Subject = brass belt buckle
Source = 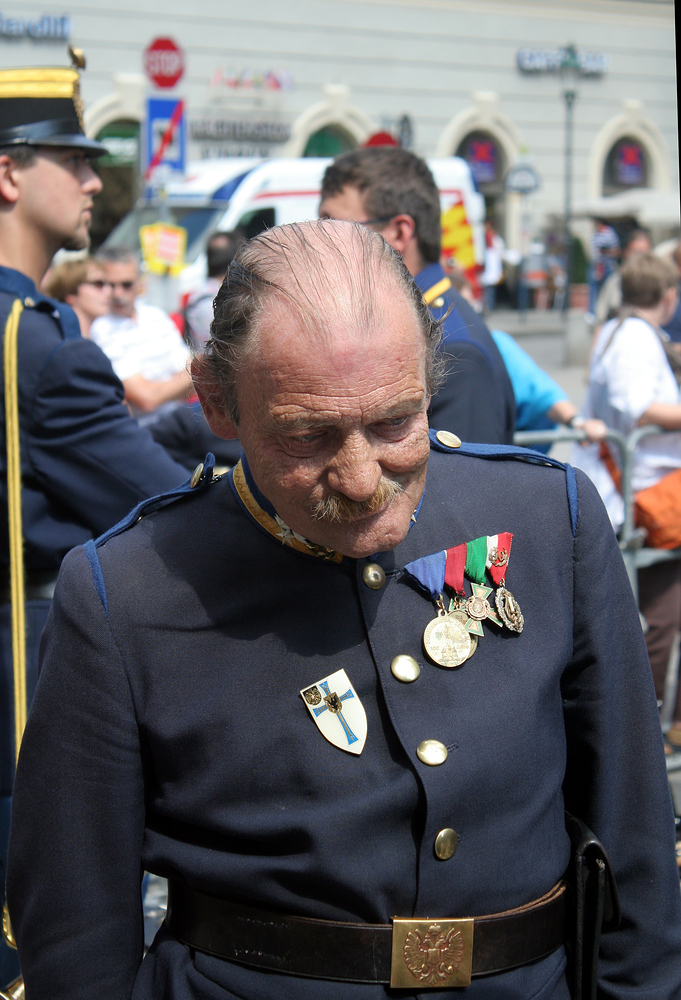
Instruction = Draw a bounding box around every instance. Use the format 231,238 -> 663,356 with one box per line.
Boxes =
390,916 -> 474,989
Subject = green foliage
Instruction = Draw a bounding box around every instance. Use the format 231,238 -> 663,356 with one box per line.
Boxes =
569,236 -> 588,284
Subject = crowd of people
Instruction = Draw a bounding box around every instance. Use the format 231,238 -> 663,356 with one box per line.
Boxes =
1,58 -> 681,1000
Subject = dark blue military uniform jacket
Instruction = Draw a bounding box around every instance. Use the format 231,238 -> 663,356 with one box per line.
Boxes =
7,438 -> 681,999
0,267 -> 188,795
416,264 -> 515,445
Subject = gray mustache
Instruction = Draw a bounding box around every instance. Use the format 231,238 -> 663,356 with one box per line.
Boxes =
311,478 -> 405,523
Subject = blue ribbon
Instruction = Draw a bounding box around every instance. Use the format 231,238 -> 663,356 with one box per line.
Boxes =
402,550 -> 447,599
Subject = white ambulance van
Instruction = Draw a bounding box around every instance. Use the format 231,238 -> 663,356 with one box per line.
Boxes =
103,157 -> 485,302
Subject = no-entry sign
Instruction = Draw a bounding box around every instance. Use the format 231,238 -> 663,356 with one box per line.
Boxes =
144,37 -> 184,89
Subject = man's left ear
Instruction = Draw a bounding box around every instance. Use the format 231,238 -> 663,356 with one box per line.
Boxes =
382,214 -> 417,256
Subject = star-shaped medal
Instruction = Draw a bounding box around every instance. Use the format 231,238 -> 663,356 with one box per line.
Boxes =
464,583 -> 503,635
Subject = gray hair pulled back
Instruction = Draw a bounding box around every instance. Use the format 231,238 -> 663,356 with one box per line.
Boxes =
193,219 -> 443,424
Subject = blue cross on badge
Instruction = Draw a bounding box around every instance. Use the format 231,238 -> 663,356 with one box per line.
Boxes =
300,669 -> 367,755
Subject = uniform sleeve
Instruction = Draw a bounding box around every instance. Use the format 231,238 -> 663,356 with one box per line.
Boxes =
6,546 -> 145,1000
561,470 -> 681,998
429,341 -> 511,444
27,336 -> 189,535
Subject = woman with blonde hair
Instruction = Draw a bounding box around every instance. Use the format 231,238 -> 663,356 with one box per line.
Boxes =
44,256 -> 112,338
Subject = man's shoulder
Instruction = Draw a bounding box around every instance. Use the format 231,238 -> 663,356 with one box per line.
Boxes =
427,431 -> 579,531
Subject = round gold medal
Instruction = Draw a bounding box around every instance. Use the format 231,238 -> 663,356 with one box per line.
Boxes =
448,609 -> 478,659
423,613 -> 471,668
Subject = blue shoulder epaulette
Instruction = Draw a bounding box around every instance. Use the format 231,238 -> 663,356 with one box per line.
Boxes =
429,429 -> 578,537
83,453 -> 216,616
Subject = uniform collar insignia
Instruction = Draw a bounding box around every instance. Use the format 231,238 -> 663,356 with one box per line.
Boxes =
229,457 -> 343,563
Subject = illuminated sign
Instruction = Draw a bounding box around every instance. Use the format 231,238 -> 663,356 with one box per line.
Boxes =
0,12 -> 70,39
517,47 -> 607,77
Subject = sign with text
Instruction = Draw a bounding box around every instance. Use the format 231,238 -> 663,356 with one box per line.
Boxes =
144,37 -> 184,89
139,222 -> 186,275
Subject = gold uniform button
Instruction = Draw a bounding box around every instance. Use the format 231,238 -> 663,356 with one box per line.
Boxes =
434,828 -> 459,860
190,462 -> 204,488
432,296 -> 445,309
362,563 -> 386,590
390,655 -> 421,683
416,739 -> 448,766
436,430 -> 462,449
24,296 -> 35,308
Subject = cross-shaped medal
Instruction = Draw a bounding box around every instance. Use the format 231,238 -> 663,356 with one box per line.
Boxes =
312,680 -> 358,747
464,583 -> 503,635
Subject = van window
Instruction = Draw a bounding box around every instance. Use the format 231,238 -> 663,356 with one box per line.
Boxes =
237,208 -> 276,239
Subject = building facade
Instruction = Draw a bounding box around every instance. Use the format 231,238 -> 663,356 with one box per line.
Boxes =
2,0 -> 678,250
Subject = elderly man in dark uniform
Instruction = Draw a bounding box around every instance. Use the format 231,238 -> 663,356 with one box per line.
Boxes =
0,61 -> 187,987
7,221 -> 681,1000
319,147 -> 516,445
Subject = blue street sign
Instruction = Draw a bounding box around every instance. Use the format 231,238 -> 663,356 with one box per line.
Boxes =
144,96 -> 186,178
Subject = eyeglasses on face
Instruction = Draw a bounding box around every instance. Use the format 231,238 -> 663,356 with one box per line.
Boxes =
356,215 -> 395,228
109,280 -> 136,291
81,279 -> 113,290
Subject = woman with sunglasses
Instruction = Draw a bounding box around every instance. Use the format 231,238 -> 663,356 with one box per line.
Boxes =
44,257 -> 112,338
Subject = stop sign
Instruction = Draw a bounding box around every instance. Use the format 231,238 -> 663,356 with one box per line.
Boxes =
144,37 -> 184,89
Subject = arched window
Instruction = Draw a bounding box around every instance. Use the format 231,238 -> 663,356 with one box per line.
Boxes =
602,137 -> 649,195
91,119 -> 141,249
303,125 -> 356,157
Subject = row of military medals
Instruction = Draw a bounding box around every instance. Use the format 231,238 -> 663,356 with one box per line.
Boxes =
404,533 -> 524,669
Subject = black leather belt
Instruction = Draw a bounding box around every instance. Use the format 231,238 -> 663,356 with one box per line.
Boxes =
0,569 -> 58,605
165,880 -> 566,989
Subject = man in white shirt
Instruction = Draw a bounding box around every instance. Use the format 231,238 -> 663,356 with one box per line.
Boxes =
91,248 -> 192,420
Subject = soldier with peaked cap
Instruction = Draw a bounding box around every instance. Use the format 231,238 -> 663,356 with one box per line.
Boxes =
0,59 -> 188,988
7,220 -> 681,999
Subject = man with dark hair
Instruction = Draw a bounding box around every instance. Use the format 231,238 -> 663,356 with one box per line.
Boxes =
184,230 -> 244,349
8,221 -> 681,1000
319,147 -> 515,444
0,63 -> 188,987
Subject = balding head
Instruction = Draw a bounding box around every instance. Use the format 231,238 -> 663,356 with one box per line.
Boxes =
193,219 -> 441,423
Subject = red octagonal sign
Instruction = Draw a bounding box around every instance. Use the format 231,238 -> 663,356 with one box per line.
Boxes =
144,37 -> 184,89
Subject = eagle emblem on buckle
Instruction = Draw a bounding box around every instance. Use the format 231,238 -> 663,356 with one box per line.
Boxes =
404,924 -> 464,985
390,917 -> 474,988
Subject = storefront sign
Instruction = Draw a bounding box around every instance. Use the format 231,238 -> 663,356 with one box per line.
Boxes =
189,119 -> 291,143
517,47 -> 607,77
0,12 -> 70,39
144,37 -> 185,89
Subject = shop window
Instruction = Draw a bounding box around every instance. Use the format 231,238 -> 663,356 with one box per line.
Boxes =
603,137 -> 649,195
303,125 -> 356,158
455,131 -> 507,237
91,119 -> 141,250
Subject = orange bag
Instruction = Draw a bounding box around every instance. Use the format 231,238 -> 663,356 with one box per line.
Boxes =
634,469 -> 681,549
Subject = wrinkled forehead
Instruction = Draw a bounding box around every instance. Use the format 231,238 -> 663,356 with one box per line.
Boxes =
253,277 -> 427,377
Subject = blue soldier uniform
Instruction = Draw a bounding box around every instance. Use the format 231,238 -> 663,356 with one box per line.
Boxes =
7,436 -> 681,999
416,263 -> 516,445
0,268 -> 189,981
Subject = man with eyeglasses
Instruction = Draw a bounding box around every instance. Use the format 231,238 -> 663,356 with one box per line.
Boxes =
91,248 -> 193,422
319,148 -> 515,445
0,61 -> 188,988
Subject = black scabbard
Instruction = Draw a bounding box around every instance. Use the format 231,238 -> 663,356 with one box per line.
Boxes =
564,812 -> 621,1000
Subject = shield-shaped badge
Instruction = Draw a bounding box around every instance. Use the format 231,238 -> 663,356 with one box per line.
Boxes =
300,668 -> 367,755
